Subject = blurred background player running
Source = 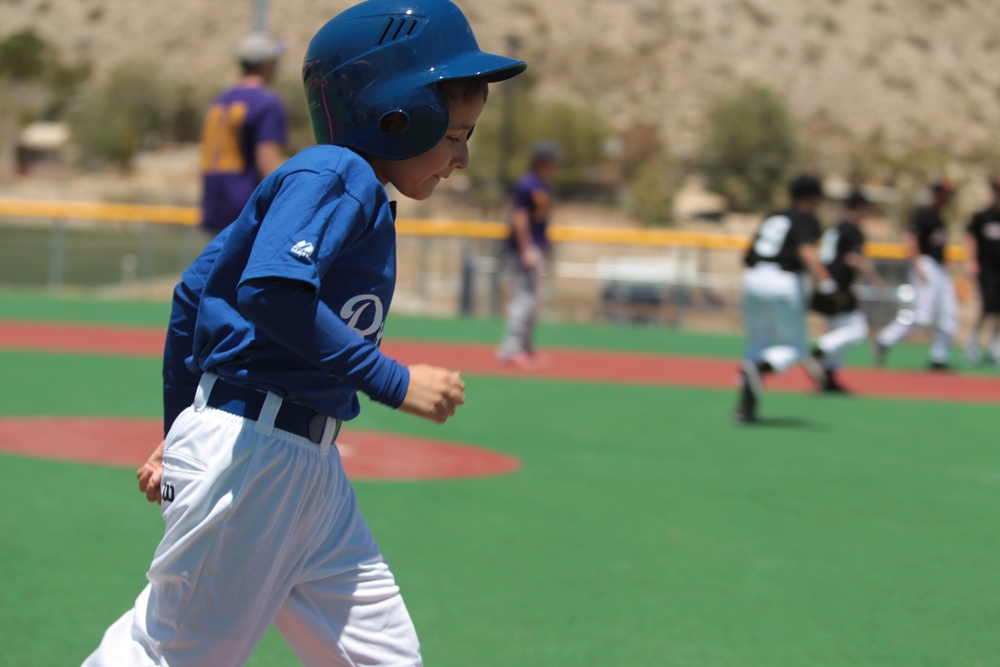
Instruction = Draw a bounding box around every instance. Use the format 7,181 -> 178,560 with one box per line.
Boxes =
874,178 -> 959,370
809,190 -> 885,392
964,176 -> 1000,364
734,173 -> 835,423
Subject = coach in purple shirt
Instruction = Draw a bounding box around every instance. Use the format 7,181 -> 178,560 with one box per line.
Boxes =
198,31 -> 289,235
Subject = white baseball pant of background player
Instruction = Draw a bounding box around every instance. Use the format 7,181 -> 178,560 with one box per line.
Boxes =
498,252 -> 540,360
742,262 -> 809,371
815,310 -> 869,370
82,373 -> 421,667
876,255 -> 958,364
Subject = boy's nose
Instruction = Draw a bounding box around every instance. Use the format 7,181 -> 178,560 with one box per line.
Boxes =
453,145 -> 469,170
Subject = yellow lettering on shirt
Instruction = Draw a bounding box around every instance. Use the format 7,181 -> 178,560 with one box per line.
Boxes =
200,101 -> 249,174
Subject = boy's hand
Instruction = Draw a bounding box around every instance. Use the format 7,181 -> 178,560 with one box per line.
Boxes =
521,245 -> 541,271
399,364 -> 466,424
137,442 -> 164,504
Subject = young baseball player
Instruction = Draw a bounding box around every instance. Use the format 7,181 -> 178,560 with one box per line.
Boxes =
808,190 -> 885,392
734,174 -> 835,423
874,178 -> 959,370
82,1 -> 525,665
963,176 -> 1000,364
497,140 -> 561,368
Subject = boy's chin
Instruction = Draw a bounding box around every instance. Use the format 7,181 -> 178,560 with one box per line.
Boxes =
398,186 -> 436,201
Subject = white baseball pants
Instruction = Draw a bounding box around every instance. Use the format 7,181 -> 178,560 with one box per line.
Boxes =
741,262 -> 808,373
816,309 -> 869,370
498,251 -> 540,360
82,376 -> 421,667
877,255 -> 958,364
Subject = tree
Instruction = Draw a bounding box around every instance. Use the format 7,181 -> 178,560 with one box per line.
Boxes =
67,64 -> 167,171
0,29 -> 90,177
698,84 -> 801,212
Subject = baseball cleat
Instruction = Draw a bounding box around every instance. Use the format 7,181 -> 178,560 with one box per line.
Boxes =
733,404 -> 756,424
740,359 -> 764,400
500,351 -> 541,370
820,371 -> 848,393
965,341 -> 982,365
802,349 -> 827,388
734,360 -> 761,423
873,341 -> 887,367
928,361 -> 951,372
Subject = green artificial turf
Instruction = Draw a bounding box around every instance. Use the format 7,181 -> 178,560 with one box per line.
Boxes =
2,294 -> 1000,665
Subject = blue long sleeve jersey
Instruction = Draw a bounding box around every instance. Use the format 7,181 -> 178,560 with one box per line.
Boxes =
162,146 -> 410,435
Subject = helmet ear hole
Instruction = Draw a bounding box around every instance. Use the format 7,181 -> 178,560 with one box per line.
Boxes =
379,110 -> 410,134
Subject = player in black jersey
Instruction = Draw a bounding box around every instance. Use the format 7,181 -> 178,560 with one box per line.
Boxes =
874,179 -> 959,370
734,174 -> 835,423
964,176 -> 1000,364
809,191 -> 885,391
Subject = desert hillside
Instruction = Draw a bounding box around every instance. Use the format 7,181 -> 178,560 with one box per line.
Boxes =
5,0 -> 1000,166
7,0 -> 1000,165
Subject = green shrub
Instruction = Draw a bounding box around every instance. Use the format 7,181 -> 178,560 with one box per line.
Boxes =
0,29 -> 89,117
466,92 -> 614,209
616,122 -> 679,225
697,84 -> 800,212
0,30 -> 51,81
625,155 -> 678,226
67,64 -> 168,170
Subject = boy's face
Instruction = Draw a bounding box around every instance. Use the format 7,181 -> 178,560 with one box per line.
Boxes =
370,95 -> 487,201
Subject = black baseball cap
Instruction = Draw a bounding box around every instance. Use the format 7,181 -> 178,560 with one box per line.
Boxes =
844,190 -> 870,209
788,174 -> 824,200
530,140 -> 563,165
931,178 -> 955,194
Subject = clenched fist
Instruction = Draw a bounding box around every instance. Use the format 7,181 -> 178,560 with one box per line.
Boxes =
137,441 -> 165,504
398,364 -> 466,424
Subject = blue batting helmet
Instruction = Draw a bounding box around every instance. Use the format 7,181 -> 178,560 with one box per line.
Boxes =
303,0 -> 527,160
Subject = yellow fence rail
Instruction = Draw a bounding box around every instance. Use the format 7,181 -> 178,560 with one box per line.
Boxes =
0,197 -> 967,262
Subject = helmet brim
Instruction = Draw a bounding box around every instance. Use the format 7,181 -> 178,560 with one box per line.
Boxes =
427,51 -> 526,84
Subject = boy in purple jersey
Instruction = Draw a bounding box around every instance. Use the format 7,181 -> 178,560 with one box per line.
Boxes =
199,32 -> 289,235
497,140 -> 561,368
83,1 -> 525,665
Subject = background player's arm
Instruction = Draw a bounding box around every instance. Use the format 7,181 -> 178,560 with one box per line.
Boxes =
965,232 -> 980,278
845,251 -> 886,289
797,242 -> 835,291
511,206 -> 539,270
903,231 -> 926,282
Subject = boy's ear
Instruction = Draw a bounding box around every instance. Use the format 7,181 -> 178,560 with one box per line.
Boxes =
379,111 -> 410,135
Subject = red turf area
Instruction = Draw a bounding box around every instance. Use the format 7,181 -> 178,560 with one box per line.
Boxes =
1,319 -> 999,403
0,417 -> 520,480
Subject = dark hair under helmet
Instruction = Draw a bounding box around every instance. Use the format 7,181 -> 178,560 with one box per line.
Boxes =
788,174 -> 824,201
303,0 -> 527,160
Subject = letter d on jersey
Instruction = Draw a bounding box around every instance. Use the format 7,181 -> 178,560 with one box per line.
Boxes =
340,294 -> 385,341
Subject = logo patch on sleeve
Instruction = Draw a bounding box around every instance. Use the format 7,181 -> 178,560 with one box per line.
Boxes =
290,240 -> 315,259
